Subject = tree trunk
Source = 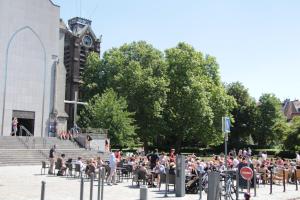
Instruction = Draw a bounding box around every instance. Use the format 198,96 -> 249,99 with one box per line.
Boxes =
143,140 -> 149,154
175,136 -> 183,154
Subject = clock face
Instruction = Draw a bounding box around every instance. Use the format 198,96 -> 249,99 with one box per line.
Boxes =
82,35 -> 93,47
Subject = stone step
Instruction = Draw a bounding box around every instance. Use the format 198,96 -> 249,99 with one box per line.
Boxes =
0,136 -> 110,166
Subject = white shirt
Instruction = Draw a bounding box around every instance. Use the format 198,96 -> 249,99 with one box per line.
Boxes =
109,153 -> 117,169
262,153 -> 267,161
296,153 -> 300,162
233,158 -> 239,168
76,160 -> 85,171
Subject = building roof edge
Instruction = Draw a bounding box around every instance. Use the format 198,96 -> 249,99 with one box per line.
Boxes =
49,0 -> 60,7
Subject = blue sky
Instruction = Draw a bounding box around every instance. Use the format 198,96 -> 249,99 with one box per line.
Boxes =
53,0 -> 300,101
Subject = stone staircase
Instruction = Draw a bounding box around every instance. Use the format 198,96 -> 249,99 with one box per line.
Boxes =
0,136 -> 109,166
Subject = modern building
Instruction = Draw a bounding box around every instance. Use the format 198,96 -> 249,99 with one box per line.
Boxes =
64,17 -> 101,128
0,0 -> 67,137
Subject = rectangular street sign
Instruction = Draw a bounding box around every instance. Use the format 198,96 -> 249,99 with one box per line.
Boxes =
222,116 -> 230,133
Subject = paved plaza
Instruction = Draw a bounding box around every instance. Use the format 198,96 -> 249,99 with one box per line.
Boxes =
0,165 -> 299,200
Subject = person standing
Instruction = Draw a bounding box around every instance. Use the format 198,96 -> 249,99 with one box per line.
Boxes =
11,117 -> 18,136
86,134 -> 93,150
107,151 -> 117,185
150,149 -> 159,170
48,145 -> 56,174
169,149 -> 176,163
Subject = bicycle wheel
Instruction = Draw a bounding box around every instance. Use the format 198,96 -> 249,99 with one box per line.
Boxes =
228,184 -> 236,200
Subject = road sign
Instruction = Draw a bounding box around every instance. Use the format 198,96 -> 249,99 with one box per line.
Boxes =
240,167 -> 253,181
222,117 -> 230,133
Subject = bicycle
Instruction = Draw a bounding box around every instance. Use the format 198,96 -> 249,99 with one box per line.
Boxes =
220,173 -> 237,200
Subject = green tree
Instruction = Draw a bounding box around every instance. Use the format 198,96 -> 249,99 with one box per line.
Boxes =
226,82 -> 257,145
98,41 -> 169,151
163,43 -> 235,151
81,52 -> 103,101
80,89 -> 136,147
284,117 -> 300,151
254,93 -> 287,146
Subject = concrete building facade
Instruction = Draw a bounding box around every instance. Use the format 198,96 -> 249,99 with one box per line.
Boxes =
0,0 -> 63,137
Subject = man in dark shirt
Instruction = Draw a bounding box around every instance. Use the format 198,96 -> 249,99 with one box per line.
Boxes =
150,149 -> 159,170
48,145 -> 56,174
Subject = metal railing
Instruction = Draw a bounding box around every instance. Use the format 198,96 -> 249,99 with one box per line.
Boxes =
18,125 -> 35,149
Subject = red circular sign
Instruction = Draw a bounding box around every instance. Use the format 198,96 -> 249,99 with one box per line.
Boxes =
240,167 -> 253,181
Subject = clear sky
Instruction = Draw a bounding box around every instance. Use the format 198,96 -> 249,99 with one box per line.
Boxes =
53,0 -> 300,101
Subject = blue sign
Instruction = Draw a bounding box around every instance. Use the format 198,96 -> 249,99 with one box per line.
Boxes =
223,117 -> 230,133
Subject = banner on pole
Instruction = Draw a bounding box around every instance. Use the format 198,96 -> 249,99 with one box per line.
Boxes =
222,117 -> 230,133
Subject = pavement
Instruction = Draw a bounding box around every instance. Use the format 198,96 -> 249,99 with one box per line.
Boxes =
0,165 -> 299,200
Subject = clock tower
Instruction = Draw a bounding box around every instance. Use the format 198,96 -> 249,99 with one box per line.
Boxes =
64,17 -> 101,128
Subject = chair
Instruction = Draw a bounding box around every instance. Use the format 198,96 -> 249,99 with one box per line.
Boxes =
54,162 -> 62,176
132,170 -> 147,186
273,169 -> 289,184
260,172 -> 269,184
168,174 -> 176,191
41,161 -> 49,175
74,163 -> 82,178
66,163 -> 73,177
296,169 -> 300,183
159,173 -> 166,191
104,165 -> 110,182
122,165 -> 133,181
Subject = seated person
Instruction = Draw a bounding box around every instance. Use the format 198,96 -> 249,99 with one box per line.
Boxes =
85,158 -> 96,177
97,156 -> 104,168
135,163 -> 149,184
59,131 -> 66,140
75,157 -> 86,172
57,154 -> 67,175
152,161 -> 165,187
169,162 -> 176,175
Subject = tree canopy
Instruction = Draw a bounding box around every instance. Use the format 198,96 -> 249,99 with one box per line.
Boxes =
254,93 -> 287,146
80,89 -> 136,147
226,82 -> 257,145
79,41 -> 294,153
163,43 -> 235,151
284,117 -> 300,151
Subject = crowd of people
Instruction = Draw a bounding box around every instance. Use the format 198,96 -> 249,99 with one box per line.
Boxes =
48,145 -> 300,188
48,144 -> 105,176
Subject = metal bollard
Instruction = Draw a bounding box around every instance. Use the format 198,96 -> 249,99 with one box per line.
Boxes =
225,171 -> 228,200
164,168 -> 169,197
247,179 -> 250,194
253,170 -> 257,197
41,181 -> 46,200
90,173 -> 94,200
295,169 -> 298,191
140,185 -> 148,200
283,170 -> 286,192
101,167 -> 105,200
207,171 -> 220,200
97,168 -> 101,200
80,177 -> 84,200
236,171 -> 239,200
199,172 -> 202,200
270,169 -> 273,194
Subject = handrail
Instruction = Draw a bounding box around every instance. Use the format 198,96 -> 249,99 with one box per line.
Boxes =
20,125 -> 33,137
19,125 -> 35,149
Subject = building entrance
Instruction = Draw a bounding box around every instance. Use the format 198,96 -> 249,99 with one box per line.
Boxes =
12,110 -> 35,136
17,118 -> 35,136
